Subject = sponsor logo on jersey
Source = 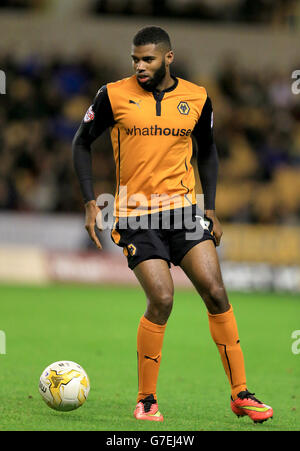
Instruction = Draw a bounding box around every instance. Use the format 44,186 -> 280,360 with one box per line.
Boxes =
125,125 -> 192,137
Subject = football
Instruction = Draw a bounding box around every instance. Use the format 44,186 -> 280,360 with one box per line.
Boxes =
39,360 -> 90,411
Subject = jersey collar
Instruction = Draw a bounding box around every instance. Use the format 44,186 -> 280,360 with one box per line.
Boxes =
152,75 -> 178,95
134,75 -> 178,95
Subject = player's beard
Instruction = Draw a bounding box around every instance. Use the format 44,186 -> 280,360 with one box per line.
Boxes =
137,60 -> 166,92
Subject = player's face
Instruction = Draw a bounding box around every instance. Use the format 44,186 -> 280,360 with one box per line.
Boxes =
131,44 -> 173,91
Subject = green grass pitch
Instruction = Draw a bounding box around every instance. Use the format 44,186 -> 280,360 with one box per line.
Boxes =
0,283 -> 299,431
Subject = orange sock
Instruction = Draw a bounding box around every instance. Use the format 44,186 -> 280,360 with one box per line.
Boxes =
137,315 -> 166,402
208,305 -> 247,400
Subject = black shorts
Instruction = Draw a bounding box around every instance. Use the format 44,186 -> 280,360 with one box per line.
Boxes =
111,205 -> 216,270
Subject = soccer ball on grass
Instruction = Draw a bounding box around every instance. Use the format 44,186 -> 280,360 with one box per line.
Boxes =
39,360 -> 90,411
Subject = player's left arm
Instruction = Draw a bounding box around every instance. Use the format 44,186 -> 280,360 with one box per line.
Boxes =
192,96 -> 222,245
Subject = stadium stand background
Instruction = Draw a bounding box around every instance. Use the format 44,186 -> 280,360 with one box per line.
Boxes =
0,0 -> 300,290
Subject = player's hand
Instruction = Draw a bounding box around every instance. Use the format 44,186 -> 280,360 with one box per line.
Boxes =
84,200 -> 103,250
205,209 -> 223,246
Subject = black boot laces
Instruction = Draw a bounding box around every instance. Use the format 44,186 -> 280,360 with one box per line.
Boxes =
237,390 -> 262,404
141,394 -> 157,413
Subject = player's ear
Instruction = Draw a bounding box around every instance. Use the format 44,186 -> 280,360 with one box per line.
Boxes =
165,50 -> 174,67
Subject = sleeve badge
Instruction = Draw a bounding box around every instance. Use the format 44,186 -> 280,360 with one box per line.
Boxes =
83,105 -> 95,123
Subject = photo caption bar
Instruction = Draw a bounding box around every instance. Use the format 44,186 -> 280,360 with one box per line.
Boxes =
104,433 -> 196,448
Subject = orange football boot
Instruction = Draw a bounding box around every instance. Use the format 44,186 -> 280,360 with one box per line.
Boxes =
231,390 -> 273,423
134,394 -> 163,422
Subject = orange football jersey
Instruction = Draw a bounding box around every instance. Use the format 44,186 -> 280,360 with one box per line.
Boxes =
105,75 -> 207,216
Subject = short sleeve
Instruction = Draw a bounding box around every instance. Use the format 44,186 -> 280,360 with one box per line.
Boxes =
82,85 -> 115,140
192,96 -> 214,149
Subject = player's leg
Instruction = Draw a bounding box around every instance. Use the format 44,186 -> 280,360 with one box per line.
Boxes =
134,258 -> 174,325
180,240 -> 247,397
180,240 -> 273,422
180,239 -> 229,314
133,258 -> 174,421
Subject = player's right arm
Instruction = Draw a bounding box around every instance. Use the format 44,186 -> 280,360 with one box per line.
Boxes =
72,85 -> 115,249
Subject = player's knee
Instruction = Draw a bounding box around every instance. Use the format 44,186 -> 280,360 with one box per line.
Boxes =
148,292 -> 173,322
204,283 -> 229,315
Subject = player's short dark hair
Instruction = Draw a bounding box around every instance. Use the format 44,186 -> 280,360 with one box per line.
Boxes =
133,26 -> 172,51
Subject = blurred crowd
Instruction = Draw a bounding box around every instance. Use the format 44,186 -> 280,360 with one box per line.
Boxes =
1,0 -> 299,29
92,0 -> 299,28
201,58 -> 300,224
0,52 -> 299,224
